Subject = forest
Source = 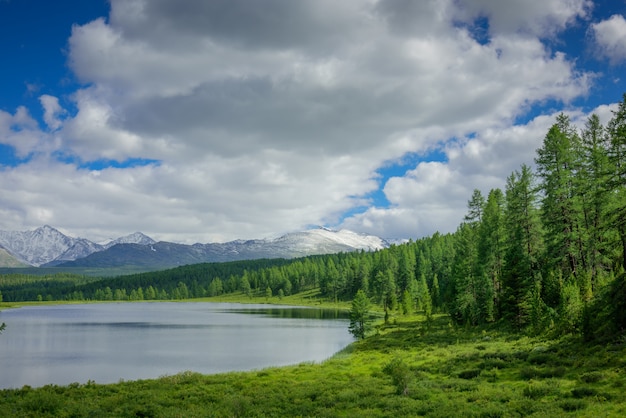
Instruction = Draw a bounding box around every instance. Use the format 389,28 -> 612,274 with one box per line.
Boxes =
2,94 -> 626,344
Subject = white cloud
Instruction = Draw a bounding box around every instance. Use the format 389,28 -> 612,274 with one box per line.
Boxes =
454,0 -> 592,38
0,0 -> 609,243
0,107 -> 50,159
591,14 -> 626,64
340,103 -> 616,240
39,95 -> 66,131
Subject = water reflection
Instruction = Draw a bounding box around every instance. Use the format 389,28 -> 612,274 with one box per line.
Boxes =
0,302 -> 353,389
221,307 -> 349,320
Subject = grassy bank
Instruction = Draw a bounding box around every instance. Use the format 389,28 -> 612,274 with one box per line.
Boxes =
1,307 -> 625,417
0,289 -> 352,311
197,288 -> 354,311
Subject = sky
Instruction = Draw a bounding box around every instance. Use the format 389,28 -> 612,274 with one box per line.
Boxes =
1,0 -> 625,244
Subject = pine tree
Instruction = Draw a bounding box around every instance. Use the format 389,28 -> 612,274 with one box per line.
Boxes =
450,190 -> 485,324
451,223 -> 479,325
535,113 -> 584,280
502,165 -> 543,328
607,94 -> 626,272
476,188 -> 505,322
349,290 -> 372,339
431,273 -> 441,312
417,272 -> 432,320
579,113 -> 612,290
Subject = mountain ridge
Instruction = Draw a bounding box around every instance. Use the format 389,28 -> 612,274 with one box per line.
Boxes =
0,226 -> 389,269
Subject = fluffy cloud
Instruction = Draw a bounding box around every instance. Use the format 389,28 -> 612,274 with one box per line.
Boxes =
0,106 -> 51,159
591,14 -> 626,64
340,103 -> 617,239
38,95 -> 66,132
0,0 -> 605,242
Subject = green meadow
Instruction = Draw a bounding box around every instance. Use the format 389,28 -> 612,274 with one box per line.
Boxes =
1,302 -> 625,417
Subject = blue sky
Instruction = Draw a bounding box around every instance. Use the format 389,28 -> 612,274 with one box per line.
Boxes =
1,0 -> 625,243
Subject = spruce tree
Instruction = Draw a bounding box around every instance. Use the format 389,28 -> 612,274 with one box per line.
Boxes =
349,290 -> 372,339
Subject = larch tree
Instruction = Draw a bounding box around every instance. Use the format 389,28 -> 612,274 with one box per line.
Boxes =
502,165 -> 543,328
535,113 -> 584,281
607,94 -> 626,272
476,188 -> 505,322
580,113 -> 613,291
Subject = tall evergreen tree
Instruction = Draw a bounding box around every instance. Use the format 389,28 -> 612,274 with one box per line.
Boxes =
580,113 -> 613,290
607,94 -> 626,272
349,290 -> 372,339
502,165 -> 543,328
476,188 -> 505,321
535,113 -> 584,280
451,222 -> 479,324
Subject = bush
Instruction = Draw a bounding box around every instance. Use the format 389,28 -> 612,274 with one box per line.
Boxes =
458,369 -> 482,379
527,352 -> 555,365
571,387 -> 598,398
559,399 -> 587,412
579,371 -> 603,383
382,357 -> 413,395
523,382 -> 556,399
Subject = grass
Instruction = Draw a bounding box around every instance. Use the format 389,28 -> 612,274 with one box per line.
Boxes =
1,305 -> 625,417
198,288 -> 354,311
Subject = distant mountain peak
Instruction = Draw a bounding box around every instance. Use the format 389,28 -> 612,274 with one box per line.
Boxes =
105,232 -> 156,248
0,226 -> 156,267
0,225 -> 388,269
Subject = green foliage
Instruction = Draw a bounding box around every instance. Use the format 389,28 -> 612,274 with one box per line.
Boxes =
382,356 -> 413,395
3,314 -> 624,417
348,290 -> 371,339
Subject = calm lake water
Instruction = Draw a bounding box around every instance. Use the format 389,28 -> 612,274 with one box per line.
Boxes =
0,302 -> 353,389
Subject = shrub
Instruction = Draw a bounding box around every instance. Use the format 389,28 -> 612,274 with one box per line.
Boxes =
480,359 -> 508,370
571,387 -> 598,398
523,382 -> 556,399
559,399 -> 587,412
579,371 -> 604,383
527,353 -> 555,365
458,369 -> 482,379
382,357 -> 413,395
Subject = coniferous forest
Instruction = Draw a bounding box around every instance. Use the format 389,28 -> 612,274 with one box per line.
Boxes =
2,95 -> 626,343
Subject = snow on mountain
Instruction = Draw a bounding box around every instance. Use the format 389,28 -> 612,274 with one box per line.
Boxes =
0,225 -> 389,268
270,228 -> 387,254
0,225 -> 97,267
0,226 -> 159,267
306,228 -> 387,250
104,232 -> 157,249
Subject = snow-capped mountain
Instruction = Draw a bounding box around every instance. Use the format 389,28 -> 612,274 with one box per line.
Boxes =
0,226 -> 157,267
0,226 -> 388,269
60,227 -> 389,269
103,232 -> 157,249
0,225 -> 99,267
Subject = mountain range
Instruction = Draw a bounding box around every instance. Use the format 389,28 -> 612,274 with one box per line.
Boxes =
0,225 -> 389,269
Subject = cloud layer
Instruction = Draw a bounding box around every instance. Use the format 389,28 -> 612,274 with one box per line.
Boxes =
0,0 -> 621,243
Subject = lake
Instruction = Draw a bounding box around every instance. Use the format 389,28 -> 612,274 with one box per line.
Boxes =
0,302 -> 353,389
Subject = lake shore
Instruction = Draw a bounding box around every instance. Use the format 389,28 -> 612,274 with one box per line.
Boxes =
1,304 -> 625,416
